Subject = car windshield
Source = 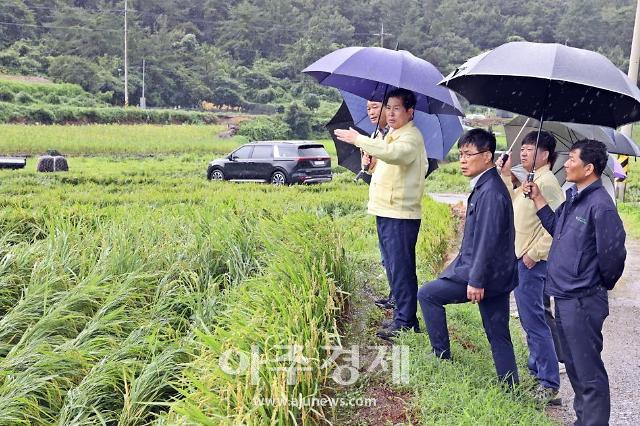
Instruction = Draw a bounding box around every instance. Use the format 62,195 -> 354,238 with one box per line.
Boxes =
298,147 -> 327,157
274,145 -> 328,158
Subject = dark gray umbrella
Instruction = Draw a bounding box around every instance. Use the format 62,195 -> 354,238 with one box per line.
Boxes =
325,102 -> 371,177
504,116 -> 640,156
441,41 -> 640,128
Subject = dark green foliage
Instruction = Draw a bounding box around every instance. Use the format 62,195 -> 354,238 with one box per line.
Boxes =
304,93 -> 320,110
283,102 -> 312,139
15,91 -> 33,104
0,87 -> 14,102
0,0 -> 35,49
0,0 -> 636,110
0,103 -> 217,125
48,56 -> 104,93
238,116 -> 291,141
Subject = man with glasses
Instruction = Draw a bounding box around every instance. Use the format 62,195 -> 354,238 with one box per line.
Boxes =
417,128 -> 519,386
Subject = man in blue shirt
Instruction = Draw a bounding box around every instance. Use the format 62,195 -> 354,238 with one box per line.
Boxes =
524,139 -> 626,426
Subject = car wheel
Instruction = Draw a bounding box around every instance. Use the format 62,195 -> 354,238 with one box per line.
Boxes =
210,168 -> 224,181
271,170 -> 287,185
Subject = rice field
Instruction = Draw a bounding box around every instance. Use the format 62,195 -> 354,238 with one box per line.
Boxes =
0,125 -> 560,424
0,124 -> 241,156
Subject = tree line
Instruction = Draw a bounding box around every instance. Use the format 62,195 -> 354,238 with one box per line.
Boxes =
0,0 -> 636,110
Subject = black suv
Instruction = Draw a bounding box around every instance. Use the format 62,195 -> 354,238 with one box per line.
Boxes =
207,141 -> 332,185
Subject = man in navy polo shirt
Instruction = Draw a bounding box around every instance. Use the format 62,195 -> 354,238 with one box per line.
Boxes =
524,139 -> 626,426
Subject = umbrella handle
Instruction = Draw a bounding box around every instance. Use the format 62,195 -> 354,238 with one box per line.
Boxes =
355,152 -> 371,182
524,115 -> 545,199
497,152 -> 509,169
524,171 -> 535,199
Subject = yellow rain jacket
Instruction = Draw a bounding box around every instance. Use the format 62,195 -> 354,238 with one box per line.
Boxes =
355,121 -> 426,219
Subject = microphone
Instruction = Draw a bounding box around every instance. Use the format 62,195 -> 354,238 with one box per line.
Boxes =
354,154 -> 371,182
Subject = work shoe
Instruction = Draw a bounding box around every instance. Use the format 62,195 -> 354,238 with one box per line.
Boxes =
533,385 -> 562,406
376,323 -> 420,342
381,318 -> 395,329
380,319 -> 421,332
375,326 -> 405,342
374,296 -> 396,309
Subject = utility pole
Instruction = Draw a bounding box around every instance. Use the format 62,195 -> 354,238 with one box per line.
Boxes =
374,22 -> 392,48
124,0 -> 129,107
617,0 -> 640,201
140,58 -> 146,109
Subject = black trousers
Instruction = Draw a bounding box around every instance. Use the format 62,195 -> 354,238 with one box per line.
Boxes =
417,278 -> 519,386
376,216 -> 420,329
555,287 -> 610,426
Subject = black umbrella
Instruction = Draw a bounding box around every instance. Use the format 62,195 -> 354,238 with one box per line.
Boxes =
440,41 -> 640,187
441,42 -> 640,128
325,101 -> 372,183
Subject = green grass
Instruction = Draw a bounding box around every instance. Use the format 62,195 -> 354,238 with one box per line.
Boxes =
619,203 -> 640,239
398,308 -> 553,425
425,161 -> 469,194
0,125 -> 559,424
0,124 -> 244,156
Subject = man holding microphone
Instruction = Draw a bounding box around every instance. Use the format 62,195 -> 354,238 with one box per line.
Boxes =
335,88 -> 425,341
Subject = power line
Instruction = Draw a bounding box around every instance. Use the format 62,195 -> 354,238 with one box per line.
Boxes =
22,5 -> 125,13
19,5 -> 381,36
0,19 -> 355,38
0,21 -> 121,33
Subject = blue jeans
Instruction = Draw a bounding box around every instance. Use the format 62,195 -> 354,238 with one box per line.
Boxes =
376,216 -> 420,329
514,259 -> 560,389
418,278 -> 519,386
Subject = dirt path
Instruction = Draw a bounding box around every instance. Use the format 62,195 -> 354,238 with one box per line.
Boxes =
547,238 -> 640,425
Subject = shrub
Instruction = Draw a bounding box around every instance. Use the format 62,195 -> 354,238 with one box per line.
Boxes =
15,91 -> 34,104
283,102 -> 312,139
0,103 -> 217,125
29,107 -> 55,124
238,116 -> 291,141
0,87 -> 14,102
304,93 -> 320,110
48,55 -> 103,93
255,88 -> 276,104
47,93 -> 61,104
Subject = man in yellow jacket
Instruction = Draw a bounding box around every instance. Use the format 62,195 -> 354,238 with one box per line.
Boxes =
360,100 -> 396,309
499,130 -> 565,403
335,88 -> 426,341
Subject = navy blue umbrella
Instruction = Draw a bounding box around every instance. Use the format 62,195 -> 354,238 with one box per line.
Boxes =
340,91 -> 463,160
303,46 -> 463,116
